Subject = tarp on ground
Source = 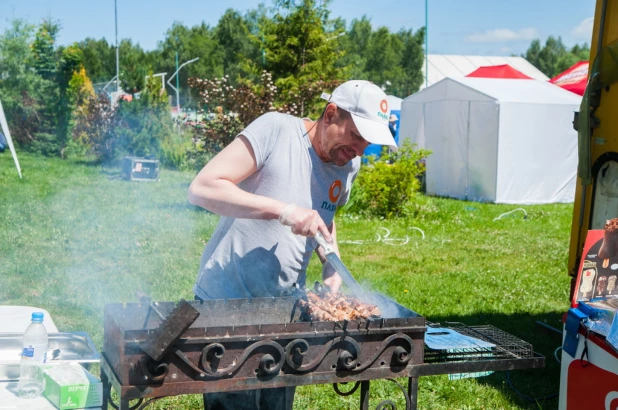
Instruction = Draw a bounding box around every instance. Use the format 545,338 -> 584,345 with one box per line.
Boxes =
399,77 -> 581,204
550,61 -> 589,96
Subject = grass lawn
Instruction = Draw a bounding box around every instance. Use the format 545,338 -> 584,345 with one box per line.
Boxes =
0,152 -> 573,409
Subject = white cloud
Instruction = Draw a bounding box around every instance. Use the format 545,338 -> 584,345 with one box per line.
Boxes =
571,17 -> 594,40
465,28 -> 538,43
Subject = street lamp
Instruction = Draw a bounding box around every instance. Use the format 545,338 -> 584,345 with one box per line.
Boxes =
425,0 -> 428,89
115,0 -> 120,92
166,57 -> 199,118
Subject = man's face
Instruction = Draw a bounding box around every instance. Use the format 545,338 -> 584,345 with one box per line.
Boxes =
322,109 -> 370,166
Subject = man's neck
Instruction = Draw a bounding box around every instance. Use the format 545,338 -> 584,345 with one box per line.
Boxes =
304,119 -> 329,162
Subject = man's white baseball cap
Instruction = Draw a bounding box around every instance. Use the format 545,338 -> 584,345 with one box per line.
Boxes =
321,80 -> 398,151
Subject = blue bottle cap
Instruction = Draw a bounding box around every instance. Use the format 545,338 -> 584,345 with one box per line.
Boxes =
31,312 -> 44,321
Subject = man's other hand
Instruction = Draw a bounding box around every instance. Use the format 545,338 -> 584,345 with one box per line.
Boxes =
323,264 -> 342,293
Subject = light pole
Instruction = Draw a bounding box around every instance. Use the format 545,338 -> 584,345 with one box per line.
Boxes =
167,57 -> 199,117
115,0 -> 120,92
425,0 -> 428,89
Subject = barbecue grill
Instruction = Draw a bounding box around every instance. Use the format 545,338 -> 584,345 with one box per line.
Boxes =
101,295 -> 544,410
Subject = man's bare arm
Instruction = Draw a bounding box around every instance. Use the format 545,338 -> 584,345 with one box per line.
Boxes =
188,135 -> 332,240
188,136 -> 286,219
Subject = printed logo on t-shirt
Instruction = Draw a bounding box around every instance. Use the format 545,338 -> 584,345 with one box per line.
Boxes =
322,180 -> 342,212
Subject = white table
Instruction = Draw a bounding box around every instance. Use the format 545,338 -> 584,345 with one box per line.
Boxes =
0,382 -> 60,409
0,306 -> 61,409
0,306 -> 59,333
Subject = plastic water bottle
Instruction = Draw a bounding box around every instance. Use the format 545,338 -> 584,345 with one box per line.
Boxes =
17,312 -> 48,399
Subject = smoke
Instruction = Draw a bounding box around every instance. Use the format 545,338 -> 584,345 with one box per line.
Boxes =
38,162 -> 218,325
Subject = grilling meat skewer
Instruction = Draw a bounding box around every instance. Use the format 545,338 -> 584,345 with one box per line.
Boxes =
300,291 -> 381,322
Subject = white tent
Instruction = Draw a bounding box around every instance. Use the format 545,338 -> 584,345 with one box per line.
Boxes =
0,99 -> 22,178
421,54 -> 549,89
399,77 -> 581,204
386,95 -> 402,111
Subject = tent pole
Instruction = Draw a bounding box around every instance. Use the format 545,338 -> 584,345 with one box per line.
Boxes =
0,100 -> 22,178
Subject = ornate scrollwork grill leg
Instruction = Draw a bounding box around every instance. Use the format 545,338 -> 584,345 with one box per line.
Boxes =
332,378 -> 412,410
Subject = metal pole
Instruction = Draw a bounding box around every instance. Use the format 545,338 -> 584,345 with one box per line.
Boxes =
167,57 -> 199,125
175,52 -> 180,115
425,0 -> 428,89
115,0 -> 119,93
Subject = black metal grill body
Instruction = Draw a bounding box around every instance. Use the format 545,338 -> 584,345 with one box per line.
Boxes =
103,293 -> 426,400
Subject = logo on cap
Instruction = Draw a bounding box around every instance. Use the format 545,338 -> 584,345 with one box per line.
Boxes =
380,99 -> 388,113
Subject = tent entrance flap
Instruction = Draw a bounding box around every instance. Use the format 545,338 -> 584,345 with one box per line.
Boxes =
424,100 -> 469,200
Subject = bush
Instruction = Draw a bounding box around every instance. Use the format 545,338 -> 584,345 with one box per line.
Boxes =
340,141 -> 431,219
71,93 -> 116,161
160,131 -> 192,170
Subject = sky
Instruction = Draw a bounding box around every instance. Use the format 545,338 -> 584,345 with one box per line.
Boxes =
0,0 -> 596,56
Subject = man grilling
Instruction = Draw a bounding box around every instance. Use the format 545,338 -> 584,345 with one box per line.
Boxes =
188,80 -> 397,410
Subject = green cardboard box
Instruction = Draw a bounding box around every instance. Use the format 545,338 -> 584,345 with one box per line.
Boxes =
43,363 -> 102,409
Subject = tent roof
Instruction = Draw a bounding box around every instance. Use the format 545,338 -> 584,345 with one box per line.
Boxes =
404,77 -> 582,105
466,64 -> 532,79
550,61 -> 588,96
386,95 -> 402,111
421,54 -> 549,89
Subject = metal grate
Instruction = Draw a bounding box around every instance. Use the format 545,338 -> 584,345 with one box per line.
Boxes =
424,322 -> 535,363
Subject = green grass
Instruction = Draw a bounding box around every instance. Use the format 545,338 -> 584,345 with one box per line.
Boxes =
0,152 -> 572,409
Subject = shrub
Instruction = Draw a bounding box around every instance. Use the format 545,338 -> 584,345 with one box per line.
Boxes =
160,131 -> 192,170
340,141 -> 431,219
71,93 -> 117,162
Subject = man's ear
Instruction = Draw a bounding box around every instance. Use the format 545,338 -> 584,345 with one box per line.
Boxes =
323,103 -> 337,125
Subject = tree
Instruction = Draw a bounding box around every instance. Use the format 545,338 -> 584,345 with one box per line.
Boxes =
214,9 -> 259,82
55,44 -> 84,155
113,77 -> 174,160
0,20 -> 47,144
27,20 -> 62,155
157,22 -> 223,108
258,0 -> 347,116
77,38 -> 116,83
395,27 -> 425,96
337,17 -> 425,97
32,19 -> 59,81
119,39 -> 149,94
364,27 -> 404,92
337,17 -> 372,78
523,36 -> 590,78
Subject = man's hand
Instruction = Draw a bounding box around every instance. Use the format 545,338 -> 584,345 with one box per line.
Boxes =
279,203 -> 332,240
323,263 -> 342,293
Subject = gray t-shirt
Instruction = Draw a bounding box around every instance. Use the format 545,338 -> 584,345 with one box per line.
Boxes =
193,112 -> 360,300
